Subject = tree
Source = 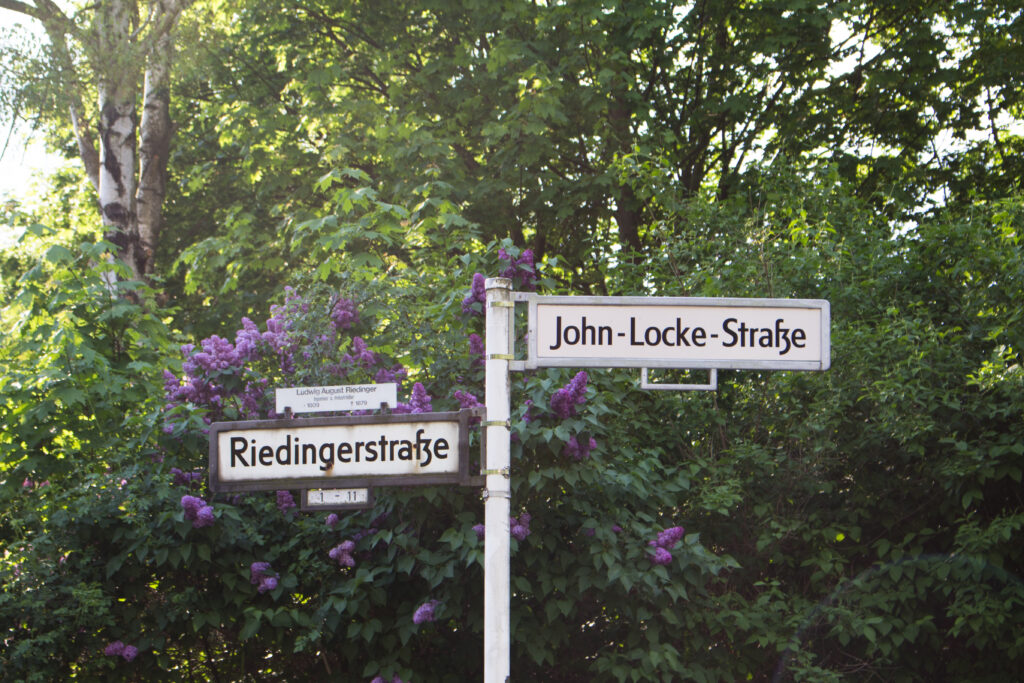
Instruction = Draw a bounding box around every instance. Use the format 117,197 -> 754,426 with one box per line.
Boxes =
3,1 -> 1024,680
4,163 -> 1024,680
152,0 -> 1021,312
0,0 -> 193,280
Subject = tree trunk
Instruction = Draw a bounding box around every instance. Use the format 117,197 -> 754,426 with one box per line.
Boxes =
609,84 -> 644,255
2,0 -> 191,283
96,0 -> 140,277
136,29 -> 174,278
98,89 -> 138,266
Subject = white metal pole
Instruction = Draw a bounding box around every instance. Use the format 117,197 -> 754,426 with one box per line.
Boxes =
483,277 -> 512,683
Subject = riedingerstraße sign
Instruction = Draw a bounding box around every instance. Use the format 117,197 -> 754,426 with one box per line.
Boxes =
209,410 -> 479,492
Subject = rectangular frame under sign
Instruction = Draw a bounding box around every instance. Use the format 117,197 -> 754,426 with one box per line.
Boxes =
524,295 -> 830,371
209,409 -> 483,493
302,487 -> 375,511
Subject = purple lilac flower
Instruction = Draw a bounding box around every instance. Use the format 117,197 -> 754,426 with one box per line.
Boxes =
454,390 -> 480,410
550,371 -> 588,419
647,525 -> 685,565
193,505 -> 215,528
260,307 -> 296,373
171,467 -> 202,487
326,513 -> 339,527
413,599 -> 440,624
650,547 -> 673,565
408,382 -> 432,413
469,333 -> 485,366
371,677 -> 405,683
330,297 -> 359,332
473,524 -> 485,540
276,490 -> 296,514
461,273 -> 486,314
510,512 -> 531,541
163,370 -> 223,409
181,495 -> 214,528
656,526 -> 686,550
234,317 -> 263,360
329,540 -> 356,567
612,524 -> 623,533
250,561 -> 278,593
103,640 -> 139,662
499,248 -> 538,291
343,336 -> 377,369
250,562 -> 271,583
563,435 -> 598,461
374,364 -> 408,387
181,495 -> 204,516
240,379 -> 270,419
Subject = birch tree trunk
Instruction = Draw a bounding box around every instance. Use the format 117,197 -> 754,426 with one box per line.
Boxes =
0,0 -> 191,282
96,0 -> 139,273
136,28 -> 174,278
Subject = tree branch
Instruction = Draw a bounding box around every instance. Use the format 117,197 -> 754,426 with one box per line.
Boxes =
0,0 -> 42,20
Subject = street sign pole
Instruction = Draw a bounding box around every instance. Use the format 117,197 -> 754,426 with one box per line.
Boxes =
484,277 -> 512,683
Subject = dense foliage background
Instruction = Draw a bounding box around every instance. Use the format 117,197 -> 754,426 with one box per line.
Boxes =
2,1 -> 1023,681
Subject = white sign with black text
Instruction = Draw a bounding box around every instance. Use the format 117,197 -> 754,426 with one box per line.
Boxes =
208,411 -> 476,493
275,383 -> 397,415
304,488 -> 372,510
526,295 -> 830,371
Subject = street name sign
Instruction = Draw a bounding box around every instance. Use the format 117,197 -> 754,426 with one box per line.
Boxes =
275,383 -> 397,415
525,295 -> 830,371
209,410 -> 479,493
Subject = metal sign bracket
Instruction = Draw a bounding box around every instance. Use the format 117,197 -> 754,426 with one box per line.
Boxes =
640,367 -> 718,392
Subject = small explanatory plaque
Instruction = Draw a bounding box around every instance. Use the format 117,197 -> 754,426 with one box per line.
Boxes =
275,383 -> 397,415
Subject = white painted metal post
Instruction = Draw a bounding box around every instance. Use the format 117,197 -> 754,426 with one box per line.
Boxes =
484,277 -> 512,683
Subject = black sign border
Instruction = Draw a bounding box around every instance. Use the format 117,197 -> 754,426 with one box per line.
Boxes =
209,409 -> 483,493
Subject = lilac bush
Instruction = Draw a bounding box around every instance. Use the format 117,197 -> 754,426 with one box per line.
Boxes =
161,287 -> 427,432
